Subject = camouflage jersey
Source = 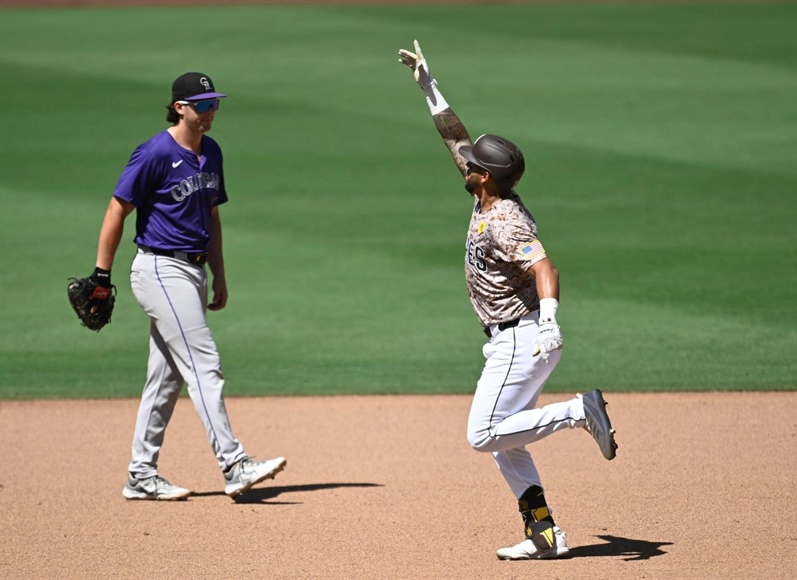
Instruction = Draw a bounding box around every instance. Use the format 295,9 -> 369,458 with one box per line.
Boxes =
464,192 -> 547,327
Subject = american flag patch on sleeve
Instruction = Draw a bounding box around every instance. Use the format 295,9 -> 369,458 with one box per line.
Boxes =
518,240 -> 546,261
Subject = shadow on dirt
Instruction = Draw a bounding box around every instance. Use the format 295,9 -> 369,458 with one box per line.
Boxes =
568,535 -> 673,561
191,482 -> 383,504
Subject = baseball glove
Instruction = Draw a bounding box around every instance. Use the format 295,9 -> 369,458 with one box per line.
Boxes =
67,275 -> 116,332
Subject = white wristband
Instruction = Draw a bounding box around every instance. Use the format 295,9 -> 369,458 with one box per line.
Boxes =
539,298 -> 559,323
423,79 -> 449,115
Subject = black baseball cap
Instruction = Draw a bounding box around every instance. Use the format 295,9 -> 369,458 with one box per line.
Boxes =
171,72 -> 227,103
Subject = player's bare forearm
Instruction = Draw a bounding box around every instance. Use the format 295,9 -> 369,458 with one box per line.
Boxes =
206,207 -> 228,310
433,109 -> 472,177
529,258 -> 560,301
207,206 -> 226,282
96,196 -> 134,270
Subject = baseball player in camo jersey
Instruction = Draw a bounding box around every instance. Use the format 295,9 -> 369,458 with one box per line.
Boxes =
399,41 -> 618,559
92,72 -> 285,501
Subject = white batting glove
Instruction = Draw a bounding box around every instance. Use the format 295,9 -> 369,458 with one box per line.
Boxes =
535,321 -> 563,363
398,39 -> 433,90
534,298 -> 563,363
398,40 -> 449,115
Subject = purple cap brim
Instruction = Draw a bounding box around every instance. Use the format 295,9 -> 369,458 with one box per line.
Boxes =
184,92 -> 227,101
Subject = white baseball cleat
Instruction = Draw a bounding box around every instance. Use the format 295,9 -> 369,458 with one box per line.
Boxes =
224,456 -> 287,497
123,474 -> 191,501
496,526 -> 570,560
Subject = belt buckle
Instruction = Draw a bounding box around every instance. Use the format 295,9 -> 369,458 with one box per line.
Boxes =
192,253 -> 208,266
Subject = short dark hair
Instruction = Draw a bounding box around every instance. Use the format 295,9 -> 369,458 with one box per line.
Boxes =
165,104 -> 181,125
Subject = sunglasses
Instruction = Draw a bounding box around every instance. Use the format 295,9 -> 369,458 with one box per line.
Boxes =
178,99 -> 220,113
466,161 -> 487,174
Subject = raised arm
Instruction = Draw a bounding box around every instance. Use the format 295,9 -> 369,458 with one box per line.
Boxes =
398,40 -> 472,178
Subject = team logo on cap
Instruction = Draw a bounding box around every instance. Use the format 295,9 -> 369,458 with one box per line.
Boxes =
200,77 -> 211,90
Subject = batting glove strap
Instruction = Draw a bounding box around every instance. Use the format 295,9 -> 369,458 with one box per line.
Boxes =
539,297 -> 559,322
90,267 -> 112,288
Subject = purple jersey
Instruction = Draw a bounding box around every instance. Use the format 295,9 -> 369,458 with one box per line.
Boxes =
113,130 -> 228,252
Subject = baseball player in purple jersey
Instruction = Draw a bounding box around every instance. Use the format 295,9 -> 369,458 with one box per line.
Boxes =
91,72 -> 285,501
399,42 -> 618,559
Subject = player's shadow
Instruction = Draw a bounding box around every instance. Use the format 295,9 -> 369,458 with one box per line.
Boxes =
191,482 -> 382,504
568,535 -> 672,561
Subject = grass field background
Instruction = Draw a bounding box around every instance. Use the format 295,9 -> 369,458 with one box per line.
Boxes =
0,3 -> 795,398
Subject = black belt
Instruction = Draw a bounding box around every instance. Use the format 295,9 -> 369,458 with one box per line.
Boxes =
483,317 -> 521,338
139,245 -> 208,267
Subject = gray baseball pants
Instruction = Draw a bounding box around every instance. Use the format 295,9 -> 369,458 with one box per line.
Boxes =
127,248 -> 246,478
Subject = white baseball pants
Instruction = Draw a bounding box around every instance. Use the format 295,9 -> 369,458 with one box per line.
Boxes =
467,311 -> 586,498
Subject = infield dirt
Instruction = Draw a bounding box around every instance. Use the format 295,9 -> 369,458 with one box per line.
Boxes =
1,392 -> 796,579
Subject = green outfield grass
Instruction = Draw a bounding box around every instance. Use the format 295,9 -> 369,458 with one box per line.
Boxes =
0,3 -> 795,398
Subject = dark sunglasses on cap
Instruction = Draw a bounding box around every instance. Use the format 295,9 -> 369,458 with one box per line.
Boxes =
178,99 -> 220,113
